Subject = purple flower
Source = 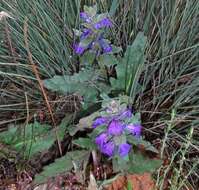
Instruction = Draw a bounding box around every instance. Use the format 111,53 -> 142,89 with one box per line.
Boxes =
94,18 -> 112,29
108,120 -> 123,136
125,124 -> 142,137
80,29 -> 92,40
101,141 -> 115,157
74,44 -> 86,55
95,133 -> 108,148
99,39 -> 112,53
80,12 -> 91,23
92,117 -> 108,128
118,143 -> 131,157
119,108 -> 132,119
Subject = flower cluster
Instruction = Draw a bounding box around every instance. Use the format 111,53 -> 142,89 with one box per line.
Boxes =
92,106 -> 142,159
74,11 -> 113,56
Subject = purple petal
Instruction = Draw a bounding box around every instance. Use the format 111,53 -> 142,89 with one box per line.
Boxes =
101,141 -> 115,157
94,18 -> 112,29
80,12 -> 91,23
80,29 -> 93,40
92,117 -> 108,128
74,44 -> 86,55
108,120 -> 123,136
95,133 -> 108,148
103,45 -> 112,53
98,39 -> 112,53
118,143 -> 131,157
125,124 -> 142,137
118,108 -> 132,119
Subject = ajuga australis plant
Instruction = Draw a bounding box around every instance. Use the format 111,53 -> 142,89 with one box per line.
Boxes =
73,97 -> 161,173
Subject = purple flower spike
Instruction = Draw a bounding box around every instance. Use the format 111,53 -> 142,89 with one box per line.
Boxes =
95,133 -> 108,148
92,117 -> 108,128
101,141 -> 115,157
74,44 -> 85,55
108,120 -> 123,136
118,143 -> 131,157
126,124 -> 142,138
99,39 -> 112,53
103,45 -> 112,53
80,29 -> 92,40
80,12 -> 91,23
94,18 -> 112,29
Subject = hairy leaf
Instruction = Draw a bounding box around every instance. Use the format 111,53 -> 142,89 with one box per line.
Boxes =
128,152 -> 162,173
34,150 -> 90,184
73,137 -> 96,150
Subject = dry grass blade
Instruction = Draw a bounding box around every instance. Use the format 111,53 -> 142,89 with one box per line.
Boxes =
23,17 -> 62,156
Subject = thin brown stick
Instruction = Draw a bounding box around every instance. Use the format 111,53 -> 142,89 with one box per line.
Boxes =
23,17 -> 62,156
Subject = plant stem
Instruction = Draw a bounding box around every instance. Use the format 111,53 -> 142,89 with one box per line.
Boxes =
92,150 -> 98,167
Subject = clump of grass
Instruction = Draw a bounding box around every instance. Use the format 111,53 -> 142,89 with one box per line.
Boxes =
157,124 -> 198,189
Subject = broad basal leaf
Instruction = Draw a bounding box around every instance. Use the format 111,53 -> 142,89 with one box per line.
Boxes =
0,120 -> 68,158
112,151 -> 161,173
127,136 -> 159,154
110,32 -> 147,94
128,152 -> 162,174
43,69 -> 107,108
34,150 -> 90,184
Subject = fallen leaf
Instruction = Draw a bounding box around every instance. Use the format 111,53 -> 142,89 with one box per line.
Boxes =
104,173 -> 156,190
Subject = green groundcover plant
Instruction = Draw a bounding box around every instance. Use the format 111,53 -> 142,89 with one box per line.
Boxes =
73,97 -> 161,173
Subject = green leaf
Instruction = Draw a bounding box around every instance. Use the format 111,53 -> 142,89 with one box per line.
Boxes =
98,54 -> 119,66
110,32 -> 147,94
128,113 -> 141,124
34,150 -> 90,184
128,152 -> 162,174
96,13 -> 108,22
80,50 -> 96,65
73,138 -> 96,150
109,0 -> 120,16
84,5 -> 97,17
127,136 -> 159,154
0,120 -> 69,158
0,125 -> 18,145
112,155 -> 129,172
89,125 -> 107,139
76,111 -> 100,129
79,37 -> 93,48
111,45 -> 123,54
19,134 -> 55,157
43,70 -> 100,107
113,135 -> 126,146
